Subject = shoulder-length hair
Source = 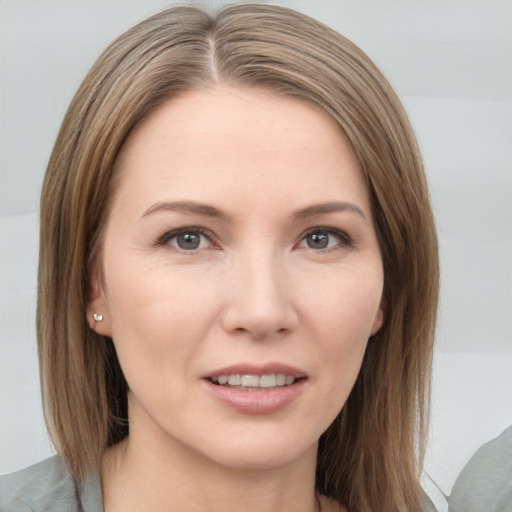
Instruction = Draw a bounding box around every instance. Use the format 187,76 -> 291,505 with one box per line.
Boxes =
37,4 -> 439,511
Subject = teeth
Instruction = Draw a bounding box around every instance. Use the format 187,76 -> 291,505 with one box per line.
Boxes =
227,375 -> 242,386
241,375 -> 259,387
276,373 -> 286,386
259,374 -> 276,387
285,375 -> 295,385
211,373 -> 297,389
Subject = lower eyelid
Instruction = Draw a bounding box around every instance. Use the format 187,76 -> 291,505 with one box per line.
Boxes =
300,229 -> 352,247
155,227 -> 353,251
156,227 -> 216,248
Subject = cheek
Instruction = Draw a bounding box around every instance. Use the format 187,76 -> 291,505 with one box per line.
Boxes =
101,255 -> 221,386
303,266 -> 382,396
105,251 -> 217,329
305,265 -> 383,338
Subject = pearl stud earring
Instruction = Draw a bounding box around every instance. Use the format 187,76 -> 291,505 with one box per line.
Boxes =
93,313 -> 103,323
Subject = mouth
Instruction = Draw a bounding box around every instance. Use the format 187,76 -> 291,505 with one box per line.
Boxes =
204,367 -> 307,414
208,373 -> 301,391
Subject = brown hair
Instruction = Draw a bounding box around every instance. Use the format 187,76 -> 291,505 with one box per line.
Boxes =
37,4 -> 438,511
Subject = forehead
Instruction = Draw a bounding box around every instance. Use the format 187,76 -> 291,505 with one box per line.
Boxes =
111,86 -> 369,216
119,85 -> 358,164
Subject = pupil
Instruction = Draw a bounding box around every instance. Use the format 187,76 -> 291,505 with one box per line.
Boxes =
177,232 -> 200,250
308,232 -> 329,249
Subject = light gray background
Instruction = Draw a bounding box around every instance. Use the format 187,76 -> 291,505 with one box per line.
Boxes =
1,0 -> 511,504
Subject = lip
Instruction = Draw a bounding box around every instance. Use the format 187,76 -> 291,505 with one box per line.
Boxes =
202,362 -> 307,415
204,363 -> 307,380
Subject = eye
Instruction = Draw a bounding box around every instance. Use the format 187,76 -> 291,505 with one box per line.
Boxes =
157,227 -> 215,251
298,228 -> 351,250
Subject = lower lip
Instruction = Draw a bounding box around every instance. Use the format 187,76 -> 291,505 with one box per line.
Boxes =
203,379 -> 306,415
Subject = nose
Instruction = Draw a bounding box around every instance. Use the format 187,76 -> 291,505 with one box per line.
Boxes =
220,249 -> 298,340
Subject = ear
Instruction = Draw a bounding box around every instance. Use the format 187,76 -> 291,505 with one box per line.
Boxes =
370,304 -> 384,336
86,265 -> 112,337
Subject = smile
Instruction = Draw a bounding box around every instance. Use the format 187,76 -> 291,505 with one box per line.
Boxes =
203,365 -> 307,414
209,373 -> 297,390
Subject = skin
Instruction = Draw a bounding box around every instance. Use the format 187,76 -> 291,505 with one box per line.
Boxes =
88,86 -> 384,512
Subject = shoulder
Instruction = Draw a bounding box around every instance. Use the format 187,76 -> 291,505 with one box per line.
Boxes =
449,424 -> 512,512
0,456 -> 80,512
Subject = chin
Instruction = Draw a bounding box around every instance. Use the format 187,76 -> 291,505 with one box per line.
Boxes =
193,431 -> 319,471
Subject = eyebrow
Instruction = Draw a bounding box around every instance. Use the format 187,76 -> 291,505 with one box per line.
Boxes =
141,201 -> 231,221
141,200 -> 366,222
294,201 -> 367,221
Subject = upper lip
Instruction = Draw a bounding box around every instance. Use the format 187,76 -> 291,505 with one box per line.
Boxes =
204,363 -> 307,380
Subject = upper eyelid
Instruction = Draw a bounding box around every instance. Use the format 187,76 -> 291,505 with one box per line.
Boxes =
296,227 -> 354,252
300,226 -> 352,241
155,226 -> 218,246
154,225 -> 352,248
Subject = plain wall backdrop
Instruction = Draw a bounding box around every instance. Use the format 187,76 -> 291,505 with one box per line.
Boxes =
1,0 -> 511,505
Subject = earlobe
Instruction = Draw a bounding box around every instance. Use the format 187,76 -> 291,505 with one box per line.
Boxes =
86,266 -> 112,337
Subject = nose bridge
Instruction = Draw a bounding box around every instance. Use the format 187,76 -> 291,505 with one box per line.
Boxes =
222,243 -> 296,338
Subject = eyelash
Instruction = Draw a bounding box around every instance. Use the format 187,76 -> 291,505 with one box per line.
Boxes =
154,226 -> 219,251
297,227 -> 353,251
154,226 -> 353,252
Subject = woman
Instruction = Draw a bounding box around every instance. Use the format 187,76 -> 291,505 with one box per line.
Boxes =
0,4 -> 439,512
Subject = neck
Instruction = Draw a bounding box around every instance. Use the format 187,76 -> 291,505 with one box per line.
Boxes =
101,428 -> 321,512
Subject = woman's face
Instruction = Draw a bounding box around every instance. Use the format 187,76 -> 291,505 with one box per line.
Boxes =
89,87 -> 384,469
